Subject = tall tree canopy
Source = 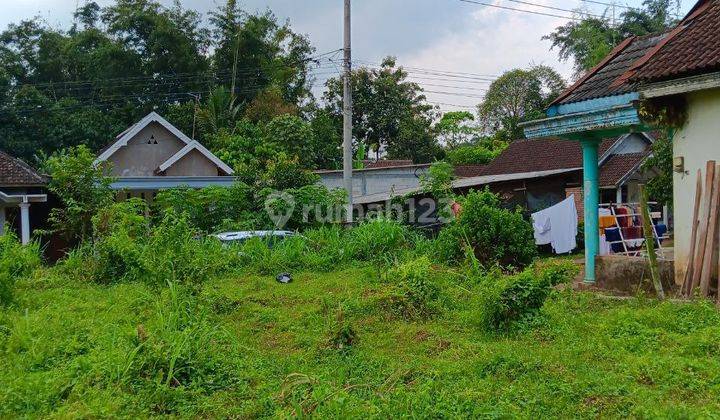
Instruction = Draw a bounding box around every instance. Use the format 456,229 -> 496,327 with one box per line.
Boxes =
0,0 -> 315,163
478,65 -> 566,141
544,0 -> 679,75
323,57 -> 442,163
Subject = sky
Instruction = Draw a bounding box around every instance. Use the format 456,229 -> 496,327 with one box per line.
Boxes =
1,0 -> 691,112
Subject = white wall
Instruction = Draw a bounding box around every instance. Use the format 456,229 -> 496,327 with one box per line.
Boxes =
318,166 -> 429,198
673,88 -> 720,282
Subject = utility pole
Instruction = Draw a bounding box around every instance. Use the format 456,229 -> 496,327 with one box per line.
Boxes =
343,0 -> 354,224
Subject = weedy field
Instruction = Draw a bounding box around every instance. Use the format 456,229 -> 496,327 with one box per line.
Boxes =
3,262 -> 720,418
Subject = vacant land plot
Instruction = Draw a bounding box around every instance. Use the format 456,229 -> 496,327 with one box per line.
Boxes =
2,265 -> 720,418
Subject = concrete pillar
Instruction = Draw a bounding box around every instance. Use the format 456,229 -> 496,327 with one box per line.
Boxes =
581,139 -> 600,283
0,206 -> 5,236
616,185 -> 623,204
18,202 -> 30,245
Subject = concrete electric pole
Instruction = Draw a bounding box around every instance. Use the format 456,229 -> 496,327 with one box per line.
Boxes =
343,0 -> 354,224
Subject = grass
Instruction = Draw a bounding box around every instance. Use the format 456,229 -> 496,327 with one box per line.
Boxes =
3,264 -> 720,418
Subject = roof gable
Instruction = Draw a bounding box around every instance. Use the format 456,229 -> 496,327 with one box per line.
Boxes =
95,112 -> 194,164
158,141 -> 234,175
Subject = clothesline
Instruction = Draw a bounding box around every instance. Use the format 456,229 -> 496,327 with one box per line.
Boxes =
598,202 -> 671,259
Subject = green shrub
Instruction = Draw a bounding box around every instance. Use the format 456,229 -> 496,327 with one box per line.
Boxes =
143,211 -> 234,290
382,256 -> 441,319
445,144 -> 504,165
89,199 -> 149,284
436,189 -> 537,269
348,219 -> 411,262
478,259 -> 579,331
66,204 -> 234,289
0,232 -> 41,306
153,183 -> 257,233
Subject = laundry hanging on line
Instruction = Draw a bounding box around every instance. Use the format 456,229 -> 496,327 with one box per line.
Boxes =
531,195 -> 578,254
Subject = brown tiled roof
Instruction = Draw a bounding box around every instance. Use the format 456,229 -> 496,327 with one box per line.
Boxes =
0,150 -> 46,186
453,137 -> 647,187
454,164 -> 489,178
630,0 -> 720,83
598,152 -> 648,187
551,32 -> 668,106
362,160 -> 413,168
457,137 -> 618,176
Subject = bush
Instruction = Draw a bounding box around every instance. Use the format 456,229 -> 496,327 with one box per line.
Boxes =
382,256 -> 441,319
67,203 -> 234,289
478,259 -> 578,331
0,233 -> 41,306
435,189 -> 537,269
348,219 -> 411,262
445,144 -> 503,165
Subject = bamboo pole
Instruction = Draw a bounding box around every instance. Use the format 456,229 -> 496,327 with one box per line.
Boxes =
683,169 -> 703,296
691,161 -> 716,294
641,185 -> 664,300
700,164 -> 720,297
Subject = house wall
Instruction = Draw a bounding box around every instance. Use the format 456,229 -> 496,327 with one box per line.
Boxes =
612,133 -> 651,155
672,88 -> 720,283
317,166 -> 430,197
164,149 -> 219,177
106,122 -> 186,176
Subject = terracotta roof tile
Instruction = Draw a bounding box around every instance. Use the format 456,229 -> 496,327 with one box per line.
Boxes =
554,33 -> 668,105
631,0 -> 720,82
598,152 -> 648,187
0,150 -> 46,186
453,137 -> 647,187
455,137 -> 618,177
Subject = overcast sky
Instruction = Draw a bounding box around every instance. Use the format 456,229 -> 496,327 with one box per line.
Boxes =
2,0 -> 690,111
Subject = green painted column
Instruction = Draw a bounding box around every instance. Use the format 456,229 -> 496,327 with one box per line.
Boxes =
581,139 -> 600,283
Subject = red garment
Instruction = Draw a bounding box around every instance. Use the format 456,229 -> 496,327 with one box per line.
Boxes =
622,226 -> 642,239
615,206 -> 630,227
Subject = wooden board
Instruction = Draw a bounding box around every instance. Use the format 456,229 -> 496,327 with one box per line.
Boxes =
684,169 -> 703,296
700,164 -> 720,296
691,161 -> 716,294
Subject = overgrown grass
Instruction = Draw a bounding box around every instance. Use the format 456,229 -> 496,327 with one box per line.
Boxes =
3,259 -> 720,417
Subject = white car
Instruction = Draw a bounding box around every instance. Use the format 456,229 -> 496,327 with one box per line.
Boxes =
212,230 -> 297,247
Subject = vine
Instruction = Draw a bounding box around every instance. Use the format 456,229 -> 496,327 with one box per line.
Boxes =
638,94 -> 688,129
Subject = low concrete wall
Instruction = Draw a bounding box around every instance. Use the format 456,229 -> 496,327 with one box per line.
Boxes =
317,165 -> 429,197
595,255 -> 677,295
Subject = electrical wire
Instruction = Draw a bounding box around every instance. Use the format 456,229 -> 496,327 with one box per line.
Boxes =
456,0 -> 585,20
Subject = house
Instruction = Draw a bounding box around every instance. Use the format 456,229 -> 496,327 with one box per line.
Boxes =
0,151 -> 48,244
317,162 -> 430,201
630,0 -> 720,284
453,133 -> 658,217
521,0 -> 720,283
95,112 -> 235,199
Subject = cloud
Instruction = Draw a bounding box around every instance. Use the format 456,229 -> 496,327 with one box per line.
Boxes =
399,1 -> 576,111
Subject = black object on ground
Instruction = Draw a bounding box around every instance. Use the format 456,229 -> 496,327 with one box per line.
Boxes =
276,273 -> 292,284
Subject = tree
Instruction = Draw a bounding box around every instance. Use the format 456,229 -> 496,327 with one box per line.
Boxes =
478,66 -> 566,141
0,0 -> 314,162
435,111 -> 480,149
209,0 -> 315,107
544,0 -> 678,75
41,145 -> 115,242
642,133 -> 673,206
323,57 -> 439,162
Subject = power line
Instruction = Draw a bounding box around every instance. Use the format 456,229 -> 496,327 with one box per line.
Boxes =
456,0 -> 585,20
502,0 -> 604,18
354,59 -> 498,78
